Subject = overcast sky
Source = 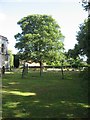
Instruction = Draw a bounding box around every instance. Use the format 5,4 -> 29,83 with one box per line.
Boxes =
0,0 -> 87,54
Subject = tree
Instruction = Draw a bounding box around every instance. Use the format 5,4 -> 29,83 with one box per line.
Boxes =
76,19 -> 90,64
67,48 -> 78,60
46,51 -> 66,66
8,50 -> 14,70
65,49 -> 84,69
15,14 -> 64,76
81,0 -> 90,12
77,0 -> 90,63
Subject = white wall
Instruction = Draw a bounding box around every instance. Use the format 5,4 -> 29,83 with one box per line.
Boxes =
0,36 -> 9,69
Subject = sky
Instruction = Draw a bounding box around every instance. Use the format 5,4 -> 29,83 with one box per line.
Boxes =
0,0 -> 88,54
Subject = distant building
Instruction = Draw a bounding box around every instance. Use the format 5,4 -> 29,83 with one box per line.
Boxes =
0,35 -> 10,70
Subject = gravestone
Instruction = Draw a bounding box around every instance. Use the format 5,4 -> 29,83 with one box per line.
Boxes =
22,63 -> 28,78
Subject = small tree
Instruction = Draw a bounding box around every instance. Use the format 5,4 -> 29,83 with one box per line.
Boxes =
8,50 -> 14,71
15,14 -> 64,76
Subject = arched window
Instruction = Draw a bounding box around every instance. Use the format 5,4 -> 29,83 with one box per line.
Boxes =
1,44 -> 4,53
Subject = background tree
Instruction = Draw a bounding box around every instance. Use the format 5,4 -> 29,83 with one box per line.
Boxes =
65,48 -> 85,69
46,51 -> 66,66
81,0 -> 90,13
76,0 -> 90,63
68,1 -> 90,92
8,50 -> 14,70
76,19 -> 90,64
15,14 -> 64,76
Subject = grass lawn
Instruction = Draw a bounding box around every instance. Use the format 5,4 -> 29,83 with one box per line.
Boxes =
2,69 -> 89,119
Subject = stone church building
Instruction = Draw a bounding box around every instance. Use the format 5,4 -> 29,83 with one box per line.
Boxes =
0,35 -> 10,71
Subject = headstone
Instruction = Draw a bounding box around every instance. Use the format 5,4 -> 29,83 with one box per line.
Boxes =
22,63 -> 28,78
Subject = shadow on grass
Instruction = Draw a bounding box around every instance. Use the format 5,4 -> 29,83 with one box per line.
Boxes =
2,71 -> 89,118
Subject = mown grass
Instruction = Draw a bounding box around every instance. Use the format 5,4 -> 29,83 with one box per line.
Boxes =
2,69 -> 89,119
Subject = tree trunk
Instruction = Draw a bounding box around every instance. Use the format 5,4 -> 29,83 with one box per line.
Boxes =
61,60 -> 64,79
40,61 -> 43,76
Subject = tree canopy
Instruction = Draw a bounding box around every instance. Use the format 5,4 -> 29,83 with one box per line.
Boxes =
14,14 -> 64,75
70,1 -> 90,65
75,19 -> 90,64
81,0 -> 90,12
